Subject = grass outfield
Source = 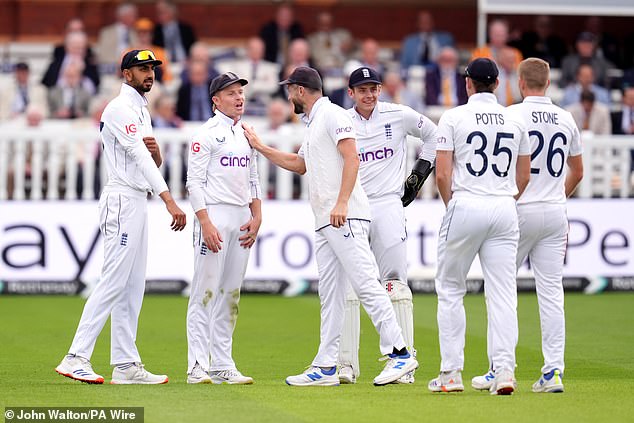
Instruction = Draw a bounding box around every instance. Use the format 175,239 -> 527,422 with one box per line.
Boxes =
1,293 -> 633,423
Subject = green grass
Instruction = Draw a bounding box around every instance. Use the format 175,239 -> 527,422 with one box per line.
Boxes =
1,293 -> 633,422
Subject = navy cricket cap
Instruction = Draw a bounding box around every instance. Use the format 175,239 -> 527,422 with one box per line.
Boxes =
120,49 -> 162,71
465,58 -> 499,83
209,72 -> 248,97
348,67 -> 382,88
279,66 -> 322,90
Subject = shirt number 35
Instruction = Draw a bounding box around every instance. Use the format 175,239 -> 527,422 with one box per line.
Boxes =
466,131 -> 514,177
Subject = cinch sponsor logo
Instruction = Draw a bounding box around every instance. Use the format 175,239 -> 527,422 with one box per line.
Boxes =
358,147 -> 393,162
220,153 -> 251,167
335,126 -> 353,135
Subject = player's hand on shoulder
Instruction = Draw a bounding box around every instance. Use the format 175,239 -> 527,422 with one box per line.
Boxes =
241,123 -> 263,150
330,202 -> 348,228
165,200 -> 186,231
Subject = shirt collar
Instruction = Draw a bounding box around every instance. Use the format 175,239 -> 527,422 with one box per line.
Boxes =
468,92 -> 498,104
352,103 -> 379,121
120,83 -> 148,108
214,109 -> 241,127
304,96 -> 329,126
523,96 -> 552,105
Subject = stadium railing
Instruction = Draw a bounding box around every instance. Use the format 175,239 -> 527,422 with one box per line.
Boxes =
0,120 -> 633,200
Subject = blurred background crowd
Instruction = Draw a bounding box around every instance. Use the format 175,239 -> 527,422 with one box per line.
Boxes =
1,0 -> 633,200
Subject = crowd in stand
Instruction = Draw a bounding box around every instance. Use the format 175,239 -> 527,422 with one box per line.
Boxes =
1,1 -> 634,199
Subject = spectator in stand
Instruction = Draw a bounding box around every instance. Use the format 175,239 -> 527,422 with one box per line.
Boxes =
284,39 -> 313,72
357,38 -> 385,76
133,18 -> 172,83
179,42 -> 219,84
561,64 -> 610,108
425,46 -> 467,107
379,70 -> 425,113
400,10 -> 454,70
47,59 -> 92,120
329,61 -> 359,110
153,95 -> 183,129
42,31 -> 100,95
471,19 -> 522,69
518,15 -> 567,68
495,47 -> 522,106
54,19 -> 97,64
261,98 -> 295,198
566,90 -> 611,134
259,4 -> 304,65
584,16 -> 621,68
216,37 -> 280,116
560,32 -> 613,89
611,86 -> 634,175
153,0 -> 197,63
0,62 -> 49,120
307,11 -> 354,74
96,2 -> 138,68
176,60 -> 213,122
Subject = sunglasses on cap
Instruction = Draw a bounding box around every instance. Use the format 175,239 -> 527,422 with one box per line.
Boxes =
135,50 -> 157,61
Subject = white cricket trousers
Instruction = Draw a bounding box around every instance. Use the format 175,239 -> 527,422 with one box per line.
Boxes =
187,204 -> 251,373
312,219 -> 406,368
435,193 -> 519,373
517,202 -> 567,374
69,190 -> 148,366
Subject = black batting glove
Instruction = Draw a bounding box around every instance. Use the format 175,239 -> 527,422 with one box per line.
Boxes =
401,159 -> 434,207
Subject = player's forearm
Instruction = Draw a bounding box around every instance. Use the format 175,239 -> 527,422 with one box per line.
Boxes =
336,154 -> 359,206
195,209 -> 213,227
514,155 -> 531,200
257,144 -> 306,175
249,198 -> 262,222
151,149 -> 162,168
565,157 -> 584,197
436,176 -> 452,206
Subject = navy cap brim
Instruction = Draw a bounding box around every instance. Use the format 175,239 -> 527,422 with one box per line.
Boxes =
211,78 -> 248,96
349,78 -> 381,88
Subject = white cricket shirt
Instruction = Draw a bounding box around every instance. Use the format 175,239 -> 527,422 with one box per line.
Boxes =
347,102 -> 437,199
436,92 -> 531,197
508,96 -> 582,205
186,110 -> 261,212
100,83 -> 168,196
298,96 -> 370,230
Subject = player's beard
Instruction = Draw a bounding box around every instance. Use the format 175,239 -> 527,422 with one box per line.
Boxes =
291,98 -> 304,114
131,76 -> 153,93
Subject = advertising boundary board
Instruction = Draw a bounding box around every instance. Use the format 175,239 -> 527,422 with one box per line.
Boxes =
1,200 -> 633,295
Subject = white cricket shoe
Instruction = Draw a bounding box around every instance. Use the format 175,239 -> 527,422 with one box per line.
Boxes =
373,352 -> 418,386
471,369 -> 495,391
55,355 -> 104,384
338,365 -> 357,384
532,369 -> 564,393
286,366 -> 339,386
428,370 -> 464,392
490,369 -> 516,395
394,371 -> 415,384
209,369 -> 254,385
110,363 -> 168,385
187,363 -> 212,384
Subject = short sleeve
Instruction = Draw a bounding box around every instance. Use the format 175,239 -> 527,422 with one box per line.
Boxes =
435,111 -> 455,152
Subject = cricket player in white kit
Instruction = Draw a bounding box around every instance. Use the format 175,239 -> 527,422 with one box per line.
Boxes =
428,58 -> 531,395
185,72 -> 262,385
337,67 -> 437,384
472,58 -> 583,394
242,67 -> 417,386
55,50 -> 187,384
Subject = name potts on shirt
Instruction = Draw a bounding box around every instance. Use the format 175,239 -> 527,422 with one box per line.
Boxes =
220,154 -> 251,167
358,147 -> 394,162
475,113 -> 504,125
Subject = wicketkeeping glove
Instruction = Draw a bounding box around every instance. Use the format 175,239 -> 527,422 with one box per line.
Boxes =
401,159 -> 434,207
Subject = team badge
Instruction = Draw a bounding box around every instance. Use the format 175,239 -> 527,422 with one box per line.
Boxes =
384,123 -> 392,140
216,137 -> 226,144
120,233 -> 128,247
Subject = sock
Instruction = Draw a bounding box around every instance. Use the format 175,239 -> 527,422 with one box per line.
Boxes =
320,366 -> 336,375
392,347 -> 408,357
